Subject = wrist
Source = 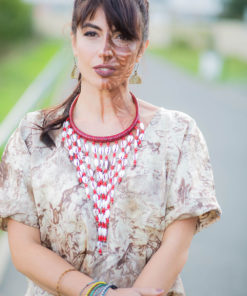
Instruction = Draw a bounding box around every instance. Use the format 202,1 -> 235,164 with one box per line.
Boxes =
106,288 -> 118,296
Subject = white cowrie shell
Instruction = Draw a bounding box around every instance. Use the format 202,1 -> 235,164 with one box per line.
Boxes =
127,135 -> 134,142
97,200 -> 102,208
93,194 -> 98,202
140,122 -> 145,130
103,174 -> 108,182
94,158 -> 99,167
88,169 -> 93,177
121,140 -> 127,148
99,146 -> 104,155
109,170 -> 114,179
82,176 -> 88,184
105,209 -> 110,218
78,152 -> 83,160
84,143 -> 89,152
119,152 -> 124,160
105,146 -> 111,155
73,146 -> 78,154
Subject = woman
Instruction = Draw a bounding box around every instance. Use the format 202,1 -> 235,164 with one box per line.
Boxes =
0,0 -> 222,295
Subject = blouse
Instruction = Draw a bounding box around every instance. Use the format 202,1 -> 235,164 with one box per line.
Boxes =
0,104 -> 222,296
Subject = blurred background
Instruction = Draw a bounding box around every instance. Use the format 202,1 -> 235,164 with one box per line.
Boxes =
0,0 -> 246,295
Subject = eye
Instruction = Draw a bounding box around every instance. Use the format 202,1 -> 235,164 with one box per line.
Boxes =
116,33 -> 129,41
84,31 -> 98,37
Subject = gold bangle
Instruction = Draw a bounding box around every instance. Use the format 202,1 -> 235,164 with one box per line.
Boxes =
56,268 -> 77,296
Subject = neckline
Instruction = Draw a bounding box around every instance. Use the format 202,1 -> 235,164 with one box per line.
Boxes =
140,106 -> 162,141
69,91 -> 140,143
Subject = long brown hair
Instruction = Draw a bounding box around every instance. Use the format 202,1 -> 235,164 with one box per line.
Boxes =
36,0 -> 150,149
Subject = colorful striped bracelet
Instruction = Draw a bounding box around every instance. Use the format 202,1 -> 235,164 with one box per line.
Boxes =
79,280 -> 98,296
86,282 -> 107,296
90,283 -> 107,296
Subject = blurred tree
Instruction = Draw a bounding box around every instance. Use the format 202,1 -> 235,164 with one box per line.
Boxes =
0,0 -> 32,43
221,0 -> 247,19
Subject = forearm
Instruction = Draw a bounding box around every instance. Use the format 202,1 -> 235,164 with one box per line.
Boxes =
132,243 -> 187,295
132,218 -> 197,295
14,242 -> 94,296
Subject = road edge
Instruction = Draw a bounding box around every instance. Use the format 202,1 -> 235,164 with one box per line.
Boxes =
0,232 -> 10,286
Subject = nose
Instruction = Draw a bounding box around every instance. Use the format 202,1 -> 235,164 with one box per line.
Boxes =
99,32 -> 113,60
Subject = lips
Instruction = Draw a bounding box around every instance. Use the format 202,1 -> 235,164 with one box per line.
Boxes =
93,64 -> 116,77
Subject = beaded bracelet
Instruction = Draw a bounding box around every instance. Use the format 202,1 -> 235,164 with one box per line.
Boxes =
56,268 -> 77,296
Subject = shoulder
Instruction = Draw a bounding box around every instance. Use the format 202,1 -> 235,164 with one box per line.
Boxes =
18,109 -> 45,141
159,107 -> 196,128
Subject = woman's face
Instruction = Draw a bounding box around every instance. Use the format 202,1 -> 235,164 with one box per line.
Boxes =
71,6 -> 148,91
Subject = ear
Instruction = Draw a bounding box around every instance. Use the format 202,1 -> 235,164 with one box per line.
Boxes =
136,39 -> 149,63
71,31 -> 78,57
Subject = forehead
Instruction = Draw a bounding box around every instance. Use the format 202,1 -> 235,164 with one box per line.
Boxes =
84,6 -> 109,28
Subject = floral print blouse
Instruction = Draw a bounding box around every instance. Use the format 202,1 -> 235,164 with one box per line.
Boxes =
0,104 -> 222,296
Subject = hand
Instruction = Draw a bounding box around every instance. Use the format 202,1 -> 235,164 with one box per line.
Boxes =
107,287 -> 164,296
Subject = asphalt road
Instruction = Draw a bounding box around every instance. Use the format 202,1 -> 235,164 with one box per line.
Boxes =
0,53 -> 246,296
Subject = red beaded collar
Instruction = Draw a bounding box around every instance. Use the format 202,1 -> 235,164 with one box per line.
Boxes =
69,91 -> 140,143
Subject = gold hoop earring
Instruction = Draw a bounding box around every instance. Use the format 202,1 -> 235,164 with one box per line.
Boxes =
129,63 -> 142,84
71,57 -> 80,79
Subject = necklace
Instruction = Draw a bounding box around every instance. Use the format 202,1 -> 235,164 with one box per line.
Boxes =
62,92 -> 145,255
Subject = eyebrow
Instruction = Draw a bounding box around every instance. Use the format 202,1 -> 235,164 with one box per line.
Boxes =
81,23 -> 102,31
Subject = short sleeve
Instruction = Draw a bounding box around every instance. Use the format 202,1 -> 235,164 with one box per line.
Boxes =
164,117 -> 222,234
0,114 -> 39,232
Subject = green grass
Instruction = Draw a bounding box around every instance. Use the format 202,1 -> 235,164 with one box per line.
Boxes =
148,45 -> 200,75
221,56 -> 247,82
0,36 -> 63,123
148,45 -> 247,83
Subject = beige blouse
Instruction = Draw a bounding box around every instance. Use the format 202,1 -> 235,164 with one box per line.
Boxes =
0,104 -> 222,296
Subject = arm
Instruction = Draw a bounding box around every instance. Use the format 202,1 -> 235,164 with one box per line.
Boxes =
7,218 -> 94,296
132,217 -> 198,295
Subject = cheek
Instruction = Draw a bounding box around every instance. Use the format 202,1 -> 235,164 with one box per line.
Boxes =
77,41 -> 97,66
113,44 -> 139,74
